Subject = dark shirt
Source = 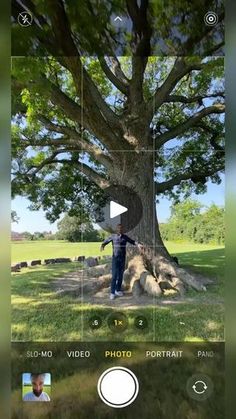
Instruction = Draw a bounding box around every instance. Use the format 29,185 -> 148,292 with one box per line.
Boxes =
102,234 -> 136,258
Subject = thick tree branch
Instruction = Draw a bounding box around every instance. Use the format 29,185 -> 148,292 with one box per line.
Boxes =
155,104 -> 225,148
48,0 -> 79,56
37,115 -> 113,169
148,58 -> 211,120
14,73 -> 129,153
196,122 -> 224,152
13,74 -> 85,129
83,1 -> 130,101
127,0 -> 152,107
45,0 -> 131,154
48,1 -> 121,129
204,41 -> 224,56
127,0 -> 152,56
21,134 -> 71,148
26,150 -> 110,189
26,150 -> 66,175
156,164 -> 224,194
130,56 -> 147,106
166,91 -> 225,104
98,57 -> 129,96
110,57 -> 130,85
38,76 -> 124,151
56,160 -> 110,189
36,75 -> 87,127
56,55 -> 120,132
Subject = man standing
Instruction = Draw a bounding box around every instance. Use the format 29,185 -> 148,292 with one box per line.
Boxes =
100,224 -> 142,300
23,373 -> 50,401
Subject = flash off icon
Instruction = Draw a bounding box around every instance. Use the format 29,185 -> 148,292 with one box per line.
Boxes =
17,11 -> 33,27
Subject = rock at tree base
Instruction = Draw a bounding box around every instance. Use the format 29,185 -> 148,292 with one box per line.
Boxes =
54,257 -> 71,263
85,257 -> 98,267
140,271 -> 162,297
76,256 -> 85,262
20,261 -> 28,268
131,279 -> 143,297
44,259 -> 56,264
30,260 -> 41,266
82,263 -> 111,277
11,264 -> 21,272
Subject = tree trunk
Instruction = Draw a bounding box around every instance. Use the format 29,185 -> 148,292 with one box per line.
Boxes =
111,152 -> 209,297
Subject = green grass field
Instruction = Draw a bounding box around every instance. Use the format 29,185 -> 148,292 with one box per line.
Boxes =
11,241 -> 224,342
12,240 -> 112,264
12,240 -> 223,264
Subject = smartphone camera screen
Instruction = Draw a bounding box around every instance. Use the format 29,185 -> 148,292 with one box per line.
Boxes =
11,1 -> 225,418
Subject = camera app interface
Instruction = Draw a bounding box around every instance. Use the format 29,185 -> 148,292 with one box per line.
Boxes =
11,1 -> 225,418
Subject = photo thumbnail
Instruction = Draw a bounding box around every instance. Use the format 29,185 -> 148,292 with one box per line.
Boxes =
22,373 -> 51,402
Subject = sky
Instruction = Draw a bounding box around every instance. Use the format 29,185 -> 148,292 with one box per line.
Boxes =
22,373 -> 51,386
12,177 -> 225,233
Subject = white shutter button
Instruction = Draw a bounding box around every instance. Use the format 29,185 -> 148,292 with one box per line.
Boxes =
97,366 -> 139,408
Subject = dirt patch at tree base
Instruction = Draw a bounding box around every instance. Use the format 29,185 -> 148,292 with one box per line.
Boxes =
51,269 -> 223,308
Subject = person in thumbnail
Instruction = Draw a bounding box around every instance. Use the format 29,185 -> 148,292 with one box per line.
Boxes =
23,373 -> 50,401
100,223 -> 143,300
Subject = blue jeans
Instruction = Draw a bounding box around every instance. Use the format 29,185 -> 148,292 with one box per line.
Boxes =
111,256 -> 125,294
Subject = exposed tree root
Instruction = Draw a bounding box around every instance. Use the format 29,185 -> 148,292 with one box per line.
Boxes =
55,252 -> 215,299
122,246 -> 214,297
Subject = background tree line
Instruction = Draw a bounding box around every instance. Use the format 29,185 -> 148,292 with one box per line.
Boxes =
56,215 -> 105,242
12,199 -> 224,244
160,199 -> 225,245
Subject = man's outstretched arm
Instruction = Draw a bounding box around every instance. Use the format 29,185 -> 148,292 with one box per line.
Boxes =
125,235 -> 143,250
100,236 -> 113,251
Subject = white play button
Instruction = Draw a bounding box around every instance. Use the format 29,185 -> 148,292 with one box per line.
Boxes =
110,201 -> 128,219
94,185 -> 143,233
97,366 -> 139,408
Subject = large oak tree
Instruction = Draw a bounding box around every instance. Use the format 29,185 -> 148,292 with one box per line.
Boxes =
11,0 -> 225,295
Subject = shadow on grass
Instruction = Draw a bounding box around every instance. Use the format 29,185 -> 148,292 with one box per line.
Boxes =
11,263 -> 81,297
174,248 -> 224,299
11,250 -> 225,342
11,299 -> 224,342
175,248 -> 225,275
